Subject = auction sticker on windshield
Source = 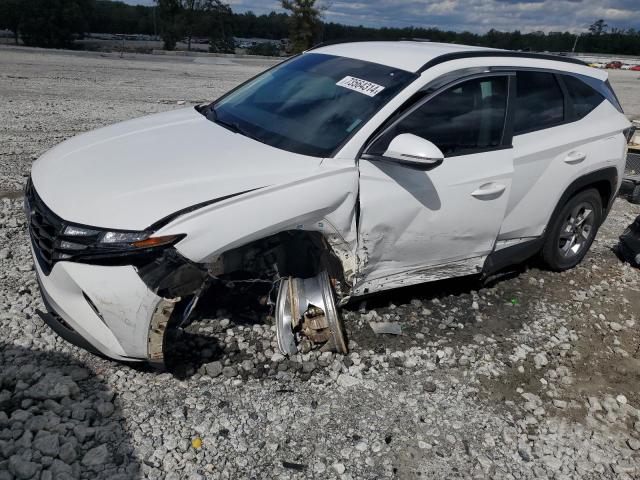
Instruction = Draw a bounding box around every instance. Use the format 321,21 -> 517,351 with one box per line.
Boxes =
336,76 -> 386,97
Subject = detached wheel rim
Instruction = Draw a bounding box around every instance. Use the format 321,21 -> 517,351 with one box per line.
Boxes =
557,201 -> 595,259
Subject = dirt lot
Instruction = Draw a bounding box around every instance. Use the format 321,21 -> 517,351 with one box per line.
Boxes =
1,46 -> 640,480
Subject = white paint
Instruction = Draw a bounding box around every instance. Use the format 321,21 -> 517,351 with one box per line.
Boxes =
32,244 -> 160,360
499,101 -> 629,240
29,43 -> 631,361
313,41 -> 495,73
313,41 -> 608,79
357,148 -> 512,290
383,134 -> 444,165
353,257 -> 486,296
31,108 -> 322,230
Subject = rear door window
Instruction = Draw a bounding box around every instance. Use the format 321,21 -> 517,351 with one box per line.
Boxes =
514,71 -> 564,135
562,75 -> 604,120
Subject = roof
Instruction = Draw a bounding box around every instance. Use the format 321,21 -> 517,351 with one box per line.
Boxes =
310,41 -> 589,74
312,41 -> 487,73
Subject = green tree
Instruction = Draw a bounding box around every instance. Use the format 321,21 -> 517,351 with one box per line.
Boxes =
89,1 -> 156,35
2,0 -> 638,56
204,0 -> 234,53
0,0 -> 22,44
182,0 -> 208,50
19,0 -> 92,48
588,19 -> 608,36
281,0 -> 324,52
247,41 -> 279,56
154,0 -> 234,52
155,0 -> 182,50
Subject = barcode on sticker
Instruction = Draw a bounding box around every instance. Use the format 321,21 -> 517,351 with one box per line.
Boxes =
336,76 -> 385,97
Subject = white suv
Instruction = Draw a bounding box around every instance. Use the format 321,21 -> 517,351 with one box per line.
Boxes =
27,42 -> 632,365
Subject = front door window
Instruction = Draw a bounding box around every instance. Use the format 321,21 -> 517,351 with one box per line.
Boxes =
369,76 -> 509,158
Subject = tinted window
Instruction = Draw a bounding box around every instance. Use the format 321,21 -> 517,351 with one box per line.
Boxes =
370,76 -> 508,157
211,53 -> 416,157
514,71 -> 564,135
562,75 -> 604,119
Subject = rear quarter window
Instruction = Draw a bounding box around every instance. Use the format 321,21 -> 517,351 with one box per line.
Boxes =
514,71 -> 564,135
562,75 -> 605,120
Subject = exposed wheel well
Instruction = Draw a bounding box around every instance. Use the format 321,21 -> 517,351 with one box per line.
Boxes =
213,230 -> 350,297
158,230 -> 352,369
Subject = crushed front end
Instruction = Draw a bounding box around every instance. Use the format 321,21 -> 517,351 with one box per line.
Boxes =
25,179 -> 209,366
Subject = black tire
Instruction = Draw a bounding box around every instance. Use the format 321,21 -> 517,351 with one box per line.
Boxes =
541,188 -> 603,271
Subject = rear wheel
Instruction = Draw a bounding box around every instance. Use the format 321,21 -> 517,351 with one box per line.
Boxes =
541,189 -> 602,271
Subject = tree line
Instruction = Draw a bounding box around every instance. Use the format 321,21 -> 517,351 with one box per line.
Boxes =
1,0 -> 639,56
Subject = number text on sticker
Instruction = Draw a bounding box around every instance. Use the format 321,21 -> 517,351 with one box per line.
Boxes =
336,76 -> 386,97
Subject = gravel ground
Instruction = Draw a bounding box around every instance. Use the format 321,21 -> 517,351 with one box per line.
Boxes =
1,46 -> 640,480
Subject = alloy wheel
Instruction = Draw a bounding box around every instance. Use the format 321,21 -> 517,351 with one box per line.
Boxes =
557,201 -> 595,259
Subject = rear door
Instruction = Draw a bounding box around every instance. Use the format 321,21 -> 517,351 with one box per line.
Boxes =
355,73 -> 515,294
498,70 -> 629,243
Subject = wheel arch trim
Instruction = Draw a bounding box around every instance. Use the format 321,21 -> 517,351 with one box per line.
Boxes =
547,166 -> 618,232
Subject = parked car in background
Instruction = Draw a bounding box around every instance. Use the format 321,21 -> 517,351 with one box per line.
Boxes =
588,62 -> 605,68
630,65 -> 640,71
606,61 -> 623,69
621,64 -> 633,70
26,41 -> 632,366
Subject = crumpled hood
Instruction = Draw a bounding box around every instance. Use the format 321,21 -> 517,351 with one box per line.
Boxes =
31,108 -> 322,230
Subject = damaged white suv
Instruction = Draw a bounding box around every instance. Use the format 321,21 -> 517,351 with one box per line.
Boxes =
27,42 -> 632,365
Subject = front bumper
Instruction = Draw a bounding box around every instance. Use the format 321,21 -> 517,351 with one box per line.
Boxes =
31,242 -> 167,362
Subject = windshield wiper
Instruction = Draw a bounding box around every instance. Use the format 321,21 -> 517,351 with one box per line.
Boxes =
213,113 -> 264,144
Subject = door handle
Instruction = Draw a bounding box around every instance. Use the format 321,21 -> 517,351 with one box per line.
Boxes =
564,151 -> 586,164
471,183 -> 506,199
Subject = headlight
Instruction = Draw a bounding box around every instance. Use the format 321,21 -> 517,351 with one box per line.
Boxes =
63,225 -> 180,248
57,224 -> 183,261
100,231 -> 148,244
25,178 -> 183,270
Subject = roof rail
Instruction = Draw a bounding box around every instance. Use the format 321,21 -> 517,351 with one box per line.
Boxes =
305,41 -> 588,71
418,50 -> 587,72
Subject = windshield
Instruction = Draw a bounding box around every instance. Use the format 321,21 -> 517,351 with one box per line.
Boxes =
209,53 -> 416,157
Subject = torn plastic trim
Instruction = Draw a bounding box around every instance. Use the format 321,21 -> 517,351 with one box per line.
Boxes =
137,248 -> 209,299
137,230 -> 354,364
318,227 -> 357,303
147,297 -> 179,369
136,248 -> 211,367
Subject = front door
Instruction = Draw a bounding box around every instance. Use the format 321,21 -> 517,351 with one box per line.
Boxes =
355,73 -> 514,295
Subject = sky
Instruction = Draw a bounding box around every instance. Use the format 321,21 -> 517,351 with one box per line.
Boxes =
123,0 -> 640,34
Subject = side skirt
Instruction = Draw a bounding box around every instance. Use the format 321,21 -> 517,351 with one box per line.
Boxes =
482,237 -> 545,278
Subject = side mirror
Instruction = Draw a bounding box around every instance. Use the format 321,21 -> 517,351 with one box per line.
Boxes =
381,134 -> 444,169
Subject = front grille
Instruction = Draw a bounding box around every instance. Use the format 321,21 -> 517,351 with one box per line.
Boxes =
25,180 -> 173,273
626,151 -> 640,177
26,181 -> 64,274
25,181 -> 102,275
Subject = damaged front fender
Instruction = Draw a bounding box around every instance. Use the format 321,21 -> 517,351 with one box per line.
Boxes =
112,162 -> 361,366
